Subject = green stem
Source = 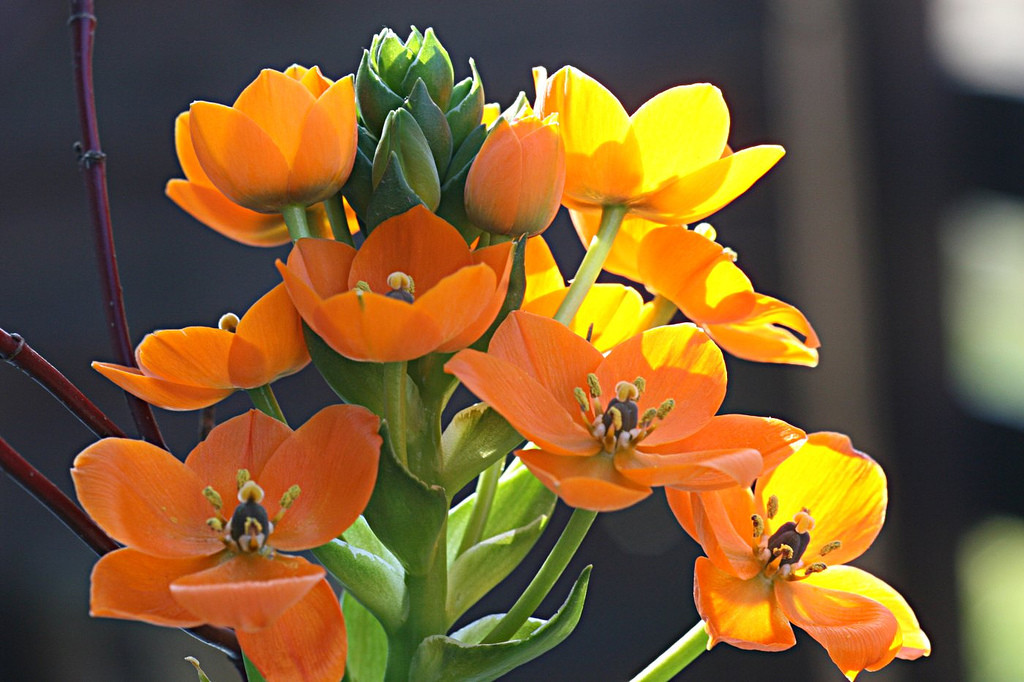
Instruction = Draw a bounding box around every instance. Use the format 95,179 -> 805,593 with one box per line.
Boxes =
323,194 -> 355,246
646,294 -> 679,329
481,507 -> 598,644
246,385 -> 287,425
383,361 -> 409,467
281,203 -> 313,241
457,456 -> 504,556
628,621 -> 709,682
554,204 -> 627,325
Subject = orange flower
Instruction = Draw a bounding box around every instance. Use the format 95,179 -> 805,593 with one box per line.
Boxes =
637,226 -> 820,366
534,66 -> 784,223
445,311 -> 804,511
667,433 -> 930,680
166,110 -> 334,246
521,235 -> 653,351
277,205 -> 514,362
188,65 -> 357,213
93,284 -> 309,410
71,407 -> 382,682
465,104 -> 565,236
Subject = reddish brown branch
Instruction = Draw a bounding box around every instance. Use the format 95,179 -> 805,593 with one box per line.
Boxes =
68,0 -> 164,449
1,328 -> 126,439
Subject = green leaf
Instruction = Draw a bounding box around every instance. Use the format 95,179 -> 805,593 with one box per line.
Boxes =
242,653 -> 267,682
405,79 -> 453,179
312,517 -> 405,632
363,421 -> 448,574
446,59 -> 485,153
372,109 -> 440,212
355,48 -> 404,138
304,325 -> 386,415
365,151 -> 429,231
401,27 -> 454,111
408,566 -> 592,682
440,402 -> 524,493
342,592 -> 389,682
340,127 -> 377,226
449,615 -> 542,645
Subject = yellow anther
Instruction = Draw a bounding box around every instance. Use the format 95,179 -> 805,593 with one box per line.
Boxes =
694,222 -> 717,241
608,406 -> 623,432
238,479 -> 265,504
794,509 -> 815,533
767,495 -> 779,519
751,514 -> 765,538
218,312 -> 240,333
206,517 -> 224,532
236,469 -> 251,490
819,541 -> 842,556
574,387 -> 591,413
243,516 -> 263,535
202,486 -> 223,511
386,271 -> 415,293
641,407 -> 658,425
773,543 -> 794,560
586,373 -> 602,397
633,376 -> 646,395
805,562 -> 828,575
656,399 -> 675,420
354,280 -> 371,292
278,484 -> 301,509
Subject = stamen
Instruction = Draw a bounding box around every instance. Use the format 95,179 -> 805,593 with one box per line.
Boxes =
202,486 -> 223,511
279,485 -> 301,509
607,406 -> 623,432
218,313 -> 239,333
614,380 -> 639,402
354,280 -> 371,293
766,495 -> 779,519
238,479 -> 264,504
206,517 -> 224,532
656,399 -> 674,420
773,543 -> 794,561
387,271 -> 415,294
640,407 -> 658,425
633,376 -> 646,395
751,514 -> 764,539
819,541 -> 842,556
722,247 -> 738,263
694,223 -> 717,240
586,373 -> 602,398
236,469 -> 251,490
794,509 -> 815,533
574,387 -> 591,413
804,562 -> 827,575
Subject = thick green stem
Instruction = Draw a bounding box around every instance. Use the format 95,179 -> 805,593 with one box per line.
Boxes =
646,294 -> 678,329
554,203 -> 627,325
281,203 -> 313,240
457,456 -> 504,556
246,385 -> 287,425
323,194 -> 355,246
481,507 -> 597,644
628,621 -> 709,682
383,361 -> 409,467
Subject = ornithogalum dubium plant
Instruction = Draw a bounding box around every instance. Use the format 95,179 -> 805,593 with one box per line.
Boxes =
1,6 -> 930,681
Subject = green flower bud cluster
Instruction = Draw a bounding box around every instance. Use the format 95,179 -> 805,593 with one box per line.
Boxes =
345,27 -> 487,236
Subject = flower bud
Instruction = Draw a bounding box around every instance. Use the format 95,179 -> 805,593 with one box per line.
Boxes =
464,102 -> 565,236
372,109 -> 442,211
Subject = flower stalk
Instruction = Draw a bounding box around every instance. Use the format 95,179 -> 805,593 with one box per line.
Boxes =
553,203 -> 627,324
629,621 -> 709,682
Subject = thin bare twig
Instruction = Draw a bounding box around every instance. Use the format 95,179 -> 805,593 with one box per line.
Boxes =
68,0 -> 165,448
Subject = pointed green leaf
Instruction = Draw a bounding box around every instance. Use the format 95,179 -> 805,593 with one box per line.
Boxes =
401,27 -> 454,111
446,60 -> 485,153
365,151 -> 427,231
405,79 -> 453,179
342,592 -> 388,682
304,325 -> 386,414
242,653 -> 267,682
355,49 -> 404,137
409,566 -> 592,682
340,127 -> 377,227
440,402 -> 524,493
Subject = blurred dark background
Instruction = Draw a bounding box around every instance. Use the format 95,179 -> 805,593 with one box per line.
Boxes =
2,1 -> 1023,680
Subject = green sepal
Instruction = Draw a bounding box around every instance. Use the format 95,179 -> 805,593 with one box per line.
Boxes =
312,516 -> 405,632
363,420 -> 448,574
436,124 -> 487,242
400,27 -> 454,112
365,151 -> 427,232
304,325 -> 386,415
340,126 -> 377,229
376,29 -> 417,95
470,234 -> 527,351
372,109 -> 440,213
355,49 -> 404,138
404,78 -> 453,180
440,402 -> 525,494
446,59 -> 485,152
408,566 -> 592,682
341,592 -> 389,682
242,653 -> 267,682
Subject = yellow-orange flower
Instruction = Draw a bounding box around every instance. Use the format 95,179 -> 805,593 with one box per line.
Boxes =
93,284 -> 309,410
277,205 -> 514,362
446,311 -> 804,511
637,226 -> 820,366
188,65 -> 357,213
534,66 -> 784,223
667,433 -> 930,680
465,104 -> 565,236
71,407 -> 382,682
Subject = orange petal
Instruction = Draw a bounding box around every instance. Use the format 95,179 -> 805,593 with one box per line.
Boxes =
439,241 -> 515,351
228,284 -> 310,388
288,76 -> 357,205
184,409 -> 293,507
757,433 -> 886,566
804,565 -> 930,663
166,179 -> 291,246
189,101 -> 291,212
72,439 -> 221,557
486,310 -> 605,419
90,548 -> 219,627
543,66 -> 642,204
637,228 -> 756,324
170,554 -> 324,631
417,264 -> 499,351
646,414 -> 806,475
444,348 -> 598,456
92,361 -> 234,411
238,578 -> 346,682
174,112 -> 213,186
705,293 -> 820,367
619,447 -> 760,490
135,327 -> 235,388
630,84 -> 729,192
523,234 -> 566,302
289,238 -> 358,299
232,69 -> 316,163
694,556 -> 795,651
523,283 -> 646,353
517,448 -> 651,511
776,578 -> 900,680
310,291 -> 445,362
597,323 -> 726,447
683,487 -> 763,579
259,405 -> 381,551
634,145 -> 786,224
466,118 -> 525,231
